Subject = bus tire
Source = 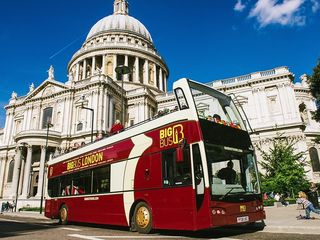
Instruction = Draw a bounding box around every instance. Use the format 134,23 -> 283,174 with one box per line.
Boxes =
59,205 -> 68,225
133,202 -> 153,234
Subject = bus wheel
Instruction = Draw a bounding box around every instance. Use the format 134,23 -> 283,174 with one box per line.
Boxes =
59,205 -> 68,225
133,202 -> 152,234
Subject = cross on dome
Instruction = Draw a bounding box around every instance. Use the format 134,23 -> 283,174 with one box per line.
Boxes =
114,0 -> 129,15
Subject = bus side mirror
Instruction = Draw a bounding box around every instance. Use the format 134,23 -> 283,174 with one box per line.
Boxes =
176,147 -> 184,162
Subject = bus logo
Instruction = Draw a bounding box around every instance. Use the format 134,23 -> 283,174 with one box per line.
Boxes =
240,205 -> 246,212
159,124 -> 184,148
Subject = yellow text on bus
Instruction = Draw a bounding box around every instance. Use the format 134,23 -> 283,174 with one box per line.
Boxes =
159,124 -> 184,148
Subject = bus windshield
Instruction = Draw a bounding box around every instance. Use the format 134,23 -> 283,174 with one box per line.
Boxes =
187,81 -> 247,131
205,143 -> 260,199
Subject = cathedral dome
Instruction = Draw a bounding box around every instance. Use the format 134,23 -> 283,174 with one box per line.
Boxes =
86,0 -> 152,42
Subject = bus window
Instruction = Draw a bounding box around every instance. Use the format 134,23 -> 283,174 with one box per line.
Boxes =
72,170 -> 91,195
174,88 -> 189,110
92,166 -> 110,193
162,148 -> 191,186
48,177 -> 59,197
61,175 -> 72,196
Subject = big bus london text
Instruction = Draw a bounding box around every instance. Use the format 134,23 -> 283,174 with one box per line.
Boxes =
45,78 -> 265,233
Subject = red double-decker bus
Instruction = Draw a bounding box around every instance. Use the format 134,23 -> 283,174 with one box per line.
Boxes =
45,78 -> 265,233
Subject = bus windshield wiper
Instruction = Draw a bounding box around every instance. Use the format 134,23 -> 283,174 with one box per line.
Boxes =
219,186 -> 243,200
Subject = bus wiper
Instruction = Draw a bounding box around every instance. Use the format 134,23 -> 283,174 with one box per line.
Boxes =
219,187 -> 243,200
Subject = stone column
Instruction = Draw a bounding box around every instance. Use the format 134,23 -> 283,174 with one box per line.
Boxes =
113,55 -> 117,81
21,145 -> 33,198
10,146 -> 22,198
102,55 -> 106,75
36,146 -> 46,198
109,98 -> 114,130
153,63 -> 157,88
135,57 -> 139,83
76,63 -> 80,81
124,55 -> 129,81
144,59 -> 149,85
92,56 -> 96,74
82,59 -> 87,80
159,68 -> 163,91
163,74 -> 167,92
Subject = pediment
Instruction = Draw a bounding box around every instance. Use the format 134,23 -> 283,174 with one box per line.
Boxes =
24,79 -> 69,101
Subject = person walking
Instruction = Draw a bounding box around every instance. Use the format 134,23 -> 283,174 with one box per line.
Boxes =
307,182 -> 319,209
296,191 -> 320,219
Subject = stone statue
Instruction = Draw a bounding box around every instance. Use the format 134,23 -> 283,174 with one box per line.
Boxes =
48,65 -> 54,79
11,91 -> 17,99
29,83 -> 34,92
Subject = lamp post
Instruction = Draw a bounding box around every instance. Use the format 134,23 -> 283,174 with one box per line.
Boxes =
115,65 -> 130,124
40,122 -> 53,214
81,102 -> 94,143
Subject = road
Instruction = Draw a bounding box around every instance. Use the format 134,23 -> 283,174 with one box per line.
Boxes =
0,215 -> 319,240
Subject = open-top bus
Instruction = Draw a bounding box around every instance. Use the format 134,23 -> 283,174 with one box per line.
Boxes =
45,78 -> 265,233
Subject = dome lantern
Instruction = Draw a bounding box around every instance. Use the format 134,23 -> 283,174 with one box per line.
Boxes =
114,0 -> 129,15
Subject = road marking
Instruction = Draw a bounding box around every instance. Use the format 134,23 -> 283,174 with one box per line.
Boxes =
68,234 -> 187,239
61,227 -> 82,231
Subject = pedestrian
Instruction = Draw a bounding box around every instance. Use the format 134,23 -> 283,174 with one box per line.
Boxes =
296,191 -> 320,219
307,182 -> 319,209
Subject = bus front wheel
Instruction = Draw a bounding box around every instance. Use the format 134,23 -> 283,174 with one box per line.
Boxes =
59,205 -> 68,225
133,202 -> 152,234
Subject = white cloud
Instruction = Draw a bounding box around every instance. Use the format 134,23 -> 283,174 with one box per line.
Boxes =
249,0 -> 306,27
311,0 -> 320,13
234,0 -> 246,12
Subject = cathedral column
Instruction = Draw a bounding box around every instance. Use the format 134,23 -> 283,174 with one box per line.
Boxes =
36,146 -> 46,198
143,59 -> 149,85
76,63 -> 80,81
135,57 -> 139,83
164,74 -> 167,92
82,59 -> 87,80
108,98 -> 114,130
21,145 -> 33,198
10,146 -> 22,198
92,56 -> 96,74
153,63 -> 157,88
124,55 -> 129,81
113,55 -> 117,81
159,68 -> 163,91
102,55 -> 106,75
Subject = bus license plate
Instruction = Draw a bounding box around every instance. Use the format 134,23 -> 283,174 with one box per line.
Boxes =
237,216 -> 249,223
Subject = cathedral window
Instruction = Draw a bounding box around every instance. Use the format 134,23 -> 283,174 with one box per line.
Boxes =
7,160 -> 14,183
42,107 -> 53,129
77,122 -> 83,131
309,147 -> 320,172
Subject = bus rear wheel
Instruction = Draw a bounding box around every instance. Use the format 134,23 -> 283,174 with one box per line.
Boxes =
133,202 -> 152,234
59,205 -> 68,225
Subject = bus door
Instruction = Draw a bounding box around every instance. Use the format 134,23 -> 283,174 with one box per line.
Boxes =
155,147 -> 194,230
191,143 -> 211,229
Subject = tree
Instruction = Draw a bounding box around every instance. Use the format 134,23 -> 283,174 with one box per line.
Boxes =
307,59 -> 320,122
257,134 -> 309,196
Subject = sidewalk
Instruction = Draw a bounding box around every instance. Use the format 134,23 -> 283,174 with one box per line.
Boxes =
263,204 -> 320,234
0,210 -> 47,220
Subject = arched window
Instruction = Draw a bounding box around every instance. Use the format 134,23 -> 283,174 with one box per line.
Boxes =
309,147 -> 320,172
42,107 -> 53,129
7,160 -> 14,183
77,122 -> 83,131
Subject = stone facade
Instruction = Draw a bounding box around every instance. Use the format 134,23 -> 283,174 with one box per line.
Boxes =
0,0 -> 319,209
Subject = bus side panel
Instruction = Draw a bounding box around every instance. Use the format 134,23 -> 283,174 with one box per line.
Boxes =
194,188 -> 212,230
57,194 -> 127,226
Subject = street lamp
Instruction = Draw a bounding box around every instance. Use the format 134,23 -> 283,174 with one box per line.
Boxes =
81,98 -> 94,143
40,122 -> 53,214
115,65 -> 131,124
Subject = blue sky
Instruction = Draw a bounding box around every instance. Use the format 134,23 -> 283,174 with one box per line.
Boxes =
0,0 -> 319,128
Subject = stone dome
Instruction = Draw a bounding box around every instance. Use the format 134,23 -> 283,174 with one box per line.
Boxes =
86,0 -> 152,42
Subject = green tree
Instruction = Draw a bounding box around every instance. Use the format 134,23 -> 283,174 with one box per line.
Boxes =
307,59 -> 320,122
257,134 -> 309,196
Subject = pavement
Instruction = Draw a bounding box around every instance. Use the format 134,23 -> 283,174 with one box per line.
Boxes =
0,204 -> 319,234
